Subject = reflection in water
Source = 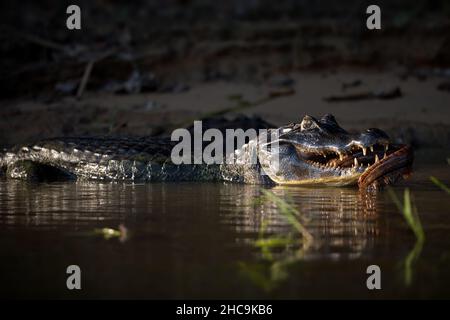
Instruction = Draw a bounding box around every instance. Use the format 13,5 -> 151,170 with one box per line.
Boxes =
228,186 -> 380,291
0,181 -> 381,254
0,181 -> 381,258
0,181 -> 143,227
0,171 -> 449,298
387,188 -> 426,287
219,184 -> 380,260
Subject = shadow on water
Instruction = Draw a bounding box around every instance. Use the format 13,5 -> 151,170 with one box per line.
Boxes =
0,154 -> 449,298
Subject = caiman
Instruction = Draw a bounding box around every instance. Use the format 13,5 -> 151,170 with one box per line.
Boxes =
0,114 -> 413,189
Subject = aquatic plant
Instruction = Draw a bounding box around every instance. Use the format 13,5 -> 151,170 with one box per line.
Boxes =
430,176 -> 450,195
237,261 -> 276,292
388,188 -> 425,286
388,188 -> 424,242
429,157 -> 450,194
239,190 -> 313,291
260,189 -> 313,245
251,190 -> 313,261
93,224 -> 128,242
94,227 -> 121,239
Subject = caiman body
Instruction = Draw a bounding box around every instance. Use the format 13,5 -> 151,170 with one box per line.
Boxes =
0,114 -> 413,188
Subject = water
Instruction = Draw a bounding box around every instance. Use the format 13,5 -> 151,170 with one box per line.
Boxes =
0,150 -> 449,299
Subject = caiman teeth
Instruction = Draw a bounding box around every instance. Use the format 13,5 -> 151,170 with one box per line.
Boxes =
354,158 -> 358,166
375,154 -> 380,163
362,147 -> 367,156
385,144 -> 389,151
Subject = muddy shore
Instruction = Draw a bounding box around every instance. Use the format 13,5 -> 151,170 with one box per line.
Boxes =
1,69 -> 449,150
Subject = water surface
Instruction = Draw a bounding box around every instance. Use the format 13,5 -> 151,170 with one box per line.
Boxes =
0,149 -> 449,299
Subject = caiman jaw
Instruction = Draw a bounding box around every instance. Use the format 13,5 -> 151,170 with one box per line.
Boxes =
357,145 -> 413,188
293,142 -> 413,187
258,114 -> 414,188
294,141 -> 389,169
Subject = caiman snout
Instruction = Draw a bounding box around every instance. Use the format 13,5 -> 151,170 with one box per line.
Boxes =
259,114 -> 414,188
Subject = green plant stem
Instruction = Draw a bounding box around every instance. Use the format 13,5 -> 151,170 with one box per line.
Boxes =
430,176 -> 450,195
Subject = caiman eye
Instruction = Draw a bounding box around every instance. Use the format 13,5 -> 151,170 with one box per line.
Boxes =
300,115 -> 319,131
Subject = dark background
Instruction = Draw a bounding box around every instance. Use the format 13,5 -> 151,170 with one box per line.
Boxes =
0,0 -> 449,147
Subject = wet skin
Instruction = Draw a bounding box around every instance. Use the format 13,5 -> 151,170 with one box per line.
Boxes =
0,114 -> 413,188
258,114 -> 413,188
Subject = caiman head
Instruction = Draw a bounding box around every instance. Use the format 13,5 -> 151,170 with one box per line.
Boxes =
258,114 -> 413,188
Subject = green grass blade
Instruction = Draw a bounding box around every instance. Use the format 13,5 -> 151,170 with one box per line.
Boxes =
430,176 -> 450,195
387,187 -> 403,213
388,187 -> 426,286
388,188 -> 425,242
261,190 -> 314,244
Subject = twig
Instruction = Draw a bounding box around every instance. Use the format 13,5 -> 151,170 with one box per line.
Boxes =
76,49 -> 116,99
76,60 -> 95,98
0,25 -> 67,52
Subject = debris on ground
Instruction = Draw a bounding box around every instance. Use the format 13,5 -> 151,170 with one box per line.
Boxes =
267,75 -> 296,97
342,79 -> 362,91
324,86 -> 402,102
101,70 -> 160,94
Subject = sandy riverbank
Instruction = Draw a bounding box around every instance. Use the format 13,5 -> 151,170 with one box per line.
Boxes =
1,69 -> 449,149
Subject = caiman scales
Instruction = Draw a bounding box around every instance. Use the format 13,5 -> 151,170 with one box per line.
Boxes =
0,114 -> 413,189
